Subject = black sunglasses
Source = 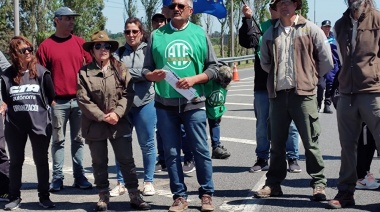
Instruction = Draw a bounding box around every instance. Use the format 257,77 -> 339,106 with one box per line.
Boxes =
168,3 -> 187,10
124,30 -> 140,35
94,43 -> 111,50
19,47 -> 33,54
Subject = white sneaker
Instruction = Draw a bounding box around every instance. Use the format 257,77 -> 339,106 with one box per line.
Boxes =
109,183 -> 127,197
142,182 -> 155,196
355,172 -> 380,190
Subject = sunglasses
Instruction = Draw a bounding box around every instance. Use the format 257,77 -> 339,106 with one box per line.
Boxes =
19,47 -> 33,54
124,30 -> 140,35
94,43 -> 111,50
168,3 -> 187,10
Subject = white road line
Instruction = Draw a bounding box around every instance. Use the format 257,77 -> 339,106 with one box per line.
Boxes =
229,85 -> 253,88
222,115 -> 256,121
24,157 -> 95,180
228,89 -> 253,92
225,102 -> 252,106
242,174 -> 266,212
227,93 -> 254,97
220,137 -> 256,145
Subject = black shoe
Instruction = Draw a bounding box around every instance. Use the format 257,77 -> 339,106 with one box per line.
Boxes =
129,191 -> 151,210
249,158 -> 269,173
39,196 -> 55,208
212,145 -> 231,159
182,160 -> 196,174
154,161 -> 167,173
4,197 -> 21,210
288,158 -> 302,173
323,105 -> 333,114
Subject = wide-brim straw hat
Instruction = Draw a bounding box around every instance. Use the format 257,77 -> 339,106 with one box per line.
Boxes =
269,0 -> 302,10
83,31 -> 119,53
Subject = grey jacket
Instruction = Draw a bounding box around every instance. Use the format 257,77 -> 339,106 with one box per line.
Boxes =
114,42 -> 154,107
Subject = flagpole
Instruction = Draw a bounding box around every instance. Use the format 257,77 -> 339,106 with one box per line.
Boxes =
230,0 -> 234,58
14,0 -> 19,36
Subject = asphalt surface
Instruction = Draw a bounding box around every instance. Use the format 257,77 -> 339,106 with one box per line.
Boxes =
5,67 -> 380,211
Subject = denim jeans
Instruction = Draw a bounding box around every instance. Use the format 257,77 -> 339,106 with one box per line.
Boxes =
115,101 -> 156,183
5,121 -> 51,198
254,90 -> 299,160
156,130 -> 165,162
87,136 -> 138,191
208,118 -> 221,149
180,124 -> 194,162
51,98 -> 85,179
156,108 -> 214,199
159,124 -> 193,163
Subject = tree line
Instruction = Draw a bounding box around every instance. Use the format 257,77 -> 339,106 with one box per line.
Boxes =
0,0 -> 308,58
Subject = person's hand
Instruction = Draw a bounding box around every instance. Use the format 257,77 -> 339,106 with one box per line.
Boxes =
176,77 -> 195,89
145,69 -> 166,82
242,4 -> 253,19
51,100 -> 56,107
0,102 -> 6,117
104,112 -> 120,125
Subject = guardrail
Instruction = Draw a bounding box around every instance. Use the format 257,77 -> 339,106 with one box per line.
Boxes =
219,54 -> 255,65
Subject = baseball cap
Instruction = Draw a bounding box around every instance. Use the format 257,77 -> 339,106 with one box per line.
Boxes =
321,20 -> 331,27
152,13 -> 166,21
54,7 -> 80,17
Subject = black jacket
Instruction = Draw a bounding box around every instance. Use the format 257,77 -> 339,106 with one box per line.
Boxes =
238,17 -> 267,91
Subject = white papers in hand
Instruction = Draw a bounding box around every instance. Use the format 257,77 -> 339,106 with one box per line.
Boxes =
162,65 -> 198,101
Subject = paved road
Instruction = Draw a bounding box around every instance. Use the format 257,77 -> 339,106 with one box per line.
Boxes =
5,68 -> 380,211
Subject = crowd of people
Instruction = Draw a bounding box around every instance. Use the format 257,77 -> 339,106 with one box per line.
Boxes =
0,0 -> 378,211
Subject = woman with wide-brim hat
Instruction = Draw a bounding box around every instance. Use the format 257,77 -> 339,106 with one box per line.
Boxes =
77,30 -> 151,211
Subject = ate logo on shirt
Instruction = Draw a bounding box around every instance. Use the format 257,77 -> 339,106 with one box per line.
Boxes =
10,84 -> 40,94
207,90 -> 225,107
165,39 -> 193,70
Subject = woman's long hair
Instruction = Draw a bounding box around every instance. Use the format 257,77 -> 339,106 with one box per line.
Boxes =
9,36 -> 38,85
124,17 -> 148,43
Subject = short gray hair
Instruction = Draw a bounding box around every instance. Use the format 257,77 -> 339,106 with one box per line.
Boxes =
188,0 -> 193,8
345,0 -> 376,8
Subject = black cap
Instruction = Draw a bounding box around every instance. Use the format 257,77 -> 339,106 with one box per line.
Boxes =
54,7 -> 80,17
321,20 -> 331,27
152,13 -> 166,21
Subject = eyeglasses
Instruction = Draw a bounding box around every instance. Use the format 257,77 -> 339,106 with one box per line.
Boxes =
168,3 -> 187,10
124,30 -> 140,35
94,43 -> 111,50
19,47 -> 33,54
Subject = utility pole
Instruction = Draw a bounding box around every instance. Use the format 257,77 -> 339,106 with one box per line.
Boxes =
314,0 -> 316,24
14,0 -> 20,36
230,0 -> 234,58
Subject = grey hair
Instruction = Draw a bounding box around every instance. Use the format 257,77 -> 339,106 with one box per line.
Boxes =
188,0 -> 193,8
345,0 -> 376,8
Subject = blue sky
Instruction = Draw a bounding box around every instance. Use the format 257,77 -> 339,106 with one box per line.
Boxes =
103,0 -> 380,34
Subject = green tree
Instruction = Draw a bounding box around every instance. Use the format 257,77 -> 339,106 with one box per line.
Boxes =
62,0 -> 106,40
299,0 -> 309,19
141,0 -> 161,33
124,0 -> 137,18
0,0 -> 14,52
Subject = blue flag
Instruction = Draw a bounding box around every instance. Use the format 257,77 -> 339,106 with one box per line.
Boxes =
163,0 -> 227,19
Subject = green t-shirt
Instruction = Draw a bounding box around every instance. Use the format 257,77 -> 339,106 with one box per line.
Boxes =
204,80 -> 227,119
151,23 -> 209,99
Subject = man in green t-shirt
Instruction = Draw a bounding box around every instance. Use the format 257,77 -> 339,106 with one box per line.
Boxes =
143,0 -> 218,211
